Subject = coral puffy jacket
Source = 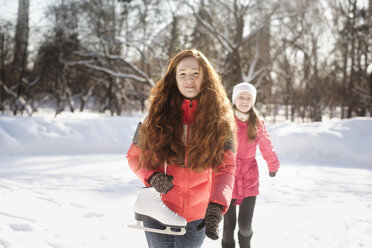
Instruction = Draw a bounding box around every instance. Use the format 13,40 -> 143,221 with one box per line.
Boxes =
126,99 -> 236,222
232,117 -> 280,205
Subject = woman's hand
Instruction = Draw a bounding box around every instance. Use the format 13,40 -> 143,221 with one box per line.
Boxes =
148,172 -> 174,194
269,171 -> 277,177
196,202 -> 223,240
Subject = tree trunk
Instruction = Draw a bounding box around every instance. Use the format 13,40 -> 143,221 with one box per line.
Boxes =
12,0 -> 29,115
225,48 -> 243,90
12,0 -> 29,68
369,71 -> 372,115
224,6 -> 244,92
347,1 -> 357,118
0,30 -> 5,112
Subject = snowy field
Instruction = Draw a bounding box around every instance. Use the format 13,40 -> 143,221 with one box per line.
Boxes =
0,112 -> 371,248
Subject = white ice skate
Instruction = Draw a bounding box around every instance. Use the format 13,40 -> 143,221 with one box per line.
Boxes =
127,187 -> 187,235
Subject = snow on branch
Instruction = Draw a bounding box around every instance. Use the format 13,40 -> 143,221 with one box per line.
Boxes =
0,80 -> 32,115
69,49 -> 155,87
243,66 -> 269,86
60,59 -> 96,66
243,38 -> 270,87
83,63 -> 152,86
59,59 -> 154,87
105,54 -> 155,86
353,84 -> 372,100
246,38 -> 261,80
0,81 -> 17,98
29,76 -> 41,88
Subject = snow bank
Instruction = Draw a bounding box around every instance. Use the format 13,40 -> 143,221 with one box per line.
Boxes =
0,113 -> 142,156
1,113 -> 371,168
268,117 -> 372,168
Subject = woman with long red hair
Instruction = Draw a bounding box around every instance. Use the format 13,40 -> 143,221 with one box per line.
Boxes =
127,49 -> 236,247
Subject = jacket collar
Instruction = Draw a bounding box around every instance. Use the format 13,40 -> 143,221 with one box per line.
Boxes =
234,108 -> 249,122
182,99 -> 198,125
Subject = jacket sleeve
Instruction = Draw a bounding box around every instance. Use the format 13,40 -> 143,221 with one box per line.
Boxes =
257,120 -> 280,173
209,136 -> 236,214
126,121 -> 158,186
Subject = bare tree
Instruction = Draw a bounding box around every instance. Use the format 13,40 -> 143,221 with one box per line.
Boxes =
0,26 -> 6,112
1,0 -> 368,119
12,0 -> 30,115
181,0 -> 262,90
269,0 -> 333,121
330,0 -> 372,118
31,0 -> 81,116
181,0 -> 309,103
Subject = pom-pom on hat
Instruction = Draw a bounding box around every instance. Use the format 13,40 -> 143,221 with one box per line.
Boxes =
232,82 -> 257,105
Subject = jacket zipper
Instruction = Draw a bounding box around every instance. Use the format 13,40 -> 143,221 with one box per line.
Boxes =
182,100 -> 192,217
184,99 -> 193,167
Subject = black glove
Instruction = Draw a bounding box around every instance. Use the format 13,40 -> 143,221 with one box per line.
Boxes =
269,171 -> 277,177
148,172 -> 174,194
196,202 -> 223,240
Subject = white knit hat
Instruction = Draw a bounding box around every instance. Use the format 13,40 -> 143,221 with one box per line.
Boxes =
232,82 -> 257,105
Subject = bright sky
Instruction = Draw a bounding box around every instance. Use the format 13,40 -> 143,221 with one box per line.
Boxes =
0,0 -> 52,49
0,0 -> 50,26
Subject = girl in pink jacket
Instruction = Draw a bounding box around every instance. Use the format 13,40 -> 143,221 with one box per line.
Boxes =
221,82 -> 280,248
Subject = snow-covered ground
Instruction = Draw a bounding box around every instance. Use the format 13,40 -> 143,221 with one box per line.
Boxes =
0,112 -> 371,248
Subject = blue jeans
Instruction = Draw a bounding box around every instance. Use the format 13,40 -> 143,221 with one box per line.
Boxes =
143,218 -> 206,248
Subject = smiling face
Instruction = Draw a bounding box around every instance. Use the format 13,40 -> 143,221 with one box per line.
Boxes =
235,91 -> 253,113
176,57 -> 204,99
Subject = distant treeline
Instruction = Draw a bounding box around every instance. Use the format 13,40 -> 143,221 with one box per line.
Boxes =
0,0 -> 371,120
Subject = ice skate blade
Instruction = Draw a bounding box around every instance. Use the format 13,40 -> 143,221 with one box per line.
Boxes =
134,212 -> 186,228
128,221 -> 186,236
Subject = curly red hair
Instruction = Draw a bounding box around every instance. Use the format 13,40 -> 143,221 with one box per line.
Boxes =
139,49 -> 236,172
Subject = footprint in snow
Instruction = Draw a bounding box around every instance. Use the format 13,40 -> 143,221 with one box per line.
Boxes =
70,203 -> 86,209
0,238 -> 10,248
9,223 -> 33,232
0,211 -> 36,223
84,212 -> 103,218
37,196 -> 61,206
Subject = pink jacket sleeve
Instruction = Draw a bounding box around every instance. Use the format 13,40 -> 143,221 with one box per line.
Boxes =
209,150 -> 236,214
126,120 -> 159,185
257,120 -> 280,173
126,143 -> 158,186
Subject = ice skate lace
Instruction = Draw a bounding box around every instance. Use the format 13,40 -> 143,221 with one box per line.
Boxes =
155,193 -> 179,217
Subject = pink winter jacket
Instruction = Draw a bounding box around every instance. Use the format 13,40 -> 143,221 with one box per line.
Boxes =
232,116 -> 280,205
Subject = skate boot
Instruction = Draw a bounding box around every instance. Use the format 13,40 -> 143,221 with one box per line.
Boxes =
238,231 -> 253,248
221,240 -> 235,248
128,187 -> 187,235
